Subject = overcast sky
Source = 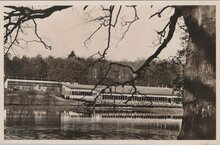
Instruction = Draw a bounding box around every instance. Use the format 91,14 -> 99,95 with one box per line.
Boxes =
9,5 -> 186,62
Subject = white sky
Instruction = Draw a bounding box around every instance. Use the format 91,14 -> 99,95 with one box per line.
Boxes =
10,5 -> 186,61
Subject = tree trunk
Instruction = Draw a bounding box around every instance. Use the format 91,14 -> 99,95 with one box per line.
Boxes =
177,6 -> 216,139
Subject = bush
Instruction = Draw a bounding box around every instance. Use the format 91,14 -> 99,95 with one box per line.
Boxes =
27,90 -> 37,95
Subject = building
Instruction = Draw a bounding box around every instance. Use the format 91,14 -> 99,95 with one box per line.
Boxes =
4,78 -> 182,107
61,83 -> 100,101
4,78 -> 61,94
61,83 -> 182,108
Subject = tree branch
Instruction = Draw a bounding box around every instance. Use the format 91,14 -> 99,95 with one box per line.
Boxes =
149,5 -> 174,19
135,9 -> 182,76
4,5 -> 72,55
33,19 -> 52,50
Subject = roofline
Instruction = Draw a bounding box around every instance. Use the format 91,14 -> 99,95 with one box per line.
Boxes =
101,92 -> 178,97
62,83 -> 174,90
62,84 -> 176,96
6,78 -> 61,84
6,79 -> 177,96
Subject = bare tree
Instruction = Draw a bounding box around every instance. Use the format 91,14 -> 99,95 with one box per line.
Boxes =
4,5 -> 72,55
80,5 -> 182,107
82,5 -> 216,139
3,5 -> 216,139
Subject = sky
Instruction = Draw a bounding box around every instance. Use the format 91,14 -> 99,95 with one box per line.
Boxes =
8,5 -> 186,62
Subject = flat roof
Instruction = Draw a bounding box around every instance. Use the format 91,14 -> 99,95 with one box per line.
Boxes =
6,78 -> 61,84
6,79 -> 177,96
62,83 -> 175,96
62,83 -> 104,90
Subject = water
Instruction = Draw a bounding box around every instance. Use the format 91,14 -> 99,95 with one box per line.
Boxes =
4,106 -> 182,140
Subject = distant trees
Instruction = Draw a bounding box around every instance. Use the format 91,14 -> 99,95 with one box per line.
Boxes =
4,5 -> 216,139
4,55 -> 182,88
68,50 -> 77,59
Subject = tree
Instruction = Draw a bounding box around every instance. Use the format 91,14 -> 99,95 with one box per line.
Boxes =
33,54 -> 48,79
82,6 -> 216,139
68,50 -> 77,59
176,6 -> 216,139
4,6 -> 72,56
3,5 -> 216,139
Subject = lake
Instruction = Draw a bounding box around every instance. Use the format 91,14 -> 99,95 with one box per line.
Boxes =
4,106 -> 182,140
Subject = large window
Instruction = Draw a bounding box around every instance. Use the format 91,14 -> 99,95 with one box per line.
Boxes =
7,81 -> 61,89
71,91 -> 92,96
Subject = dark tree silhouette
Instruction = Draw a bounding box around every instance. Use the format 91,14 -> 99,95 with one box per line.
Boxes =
68,50 -> 77,59
82,6 -> 216,139
3,5 -> 216,139
176,6 -> 216,139
4,5 -> 72,55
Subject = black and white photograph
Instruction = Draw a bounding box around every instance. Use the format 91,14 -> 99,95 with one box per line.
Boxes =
1,1 -> 218,143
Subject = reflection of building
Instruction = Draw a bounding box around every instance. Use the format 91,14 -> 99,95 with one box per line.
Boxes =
4,78 -> 61,93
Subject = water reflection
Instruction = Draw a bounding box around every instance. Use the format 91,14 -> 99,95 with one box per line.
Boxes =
4,106 -> 182,140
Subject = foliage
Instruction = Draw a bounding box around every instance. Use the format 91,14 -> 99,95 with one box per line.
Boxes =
4,54 -> 182,88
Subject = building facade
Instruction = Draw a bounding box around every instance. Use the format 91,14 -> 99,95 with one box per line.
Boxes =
5,78 -> 61,94
61,83 -> 182,108
4,78 -> 182,107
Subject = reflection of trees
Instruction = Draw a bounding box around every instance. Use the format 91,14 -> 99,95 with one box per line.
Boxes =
5,107 -> 36,127
5,107 -> 61,128
4,5 -> 216,139
45,108 -> 61,127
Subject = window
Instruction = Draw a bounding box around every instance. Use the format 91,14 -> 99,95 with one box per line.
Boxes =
71,91 -> 92,96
